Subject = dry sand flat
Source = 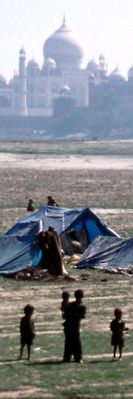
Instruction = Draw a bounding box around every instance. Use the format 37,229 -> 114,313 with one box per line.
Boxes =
0,153 -> 133,170
0,389 -> 54,398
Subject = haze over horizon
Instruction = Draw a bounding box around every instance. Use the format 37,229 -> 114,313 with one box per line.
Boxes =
1,0 -> 133,81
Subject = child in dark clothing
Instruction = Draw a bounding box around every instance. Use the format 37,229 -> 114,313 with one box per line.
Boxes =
110,308 -> 128,360
63,289 -> 86,363
18,304 -> 35,361
61,291 -> 70,319
61,291 -> 70,346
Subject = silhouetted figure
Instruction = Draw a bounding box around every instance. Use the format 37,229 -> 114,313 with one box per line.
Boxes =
47,195 -> 59,207
63,289 -> 86,363
61,291 -> 70,353
110,308 -> 128,360
37,229 -> 64,275
45,229 -> 64,275
48,226 -> 64,256
61,291 -> 70,319
27,199 -> 35,212
18,304 -> 35,361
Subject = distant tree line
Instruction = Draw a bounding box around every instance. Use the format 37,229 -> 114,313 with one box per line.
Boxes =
1,80 -> 133,140
52,81 -> 133,139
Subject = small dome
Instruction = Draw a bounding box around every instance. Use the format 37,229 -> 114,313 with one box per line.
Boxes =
27,59 -> 40,76
109,67 -> 125,82
45,57 -> 57,69
87,59 -> 98,71
27,59 -> 39,69
61,85 -> 71,94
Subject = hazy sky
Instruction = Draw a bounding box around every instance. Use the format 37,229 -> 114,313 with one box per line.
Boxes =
1,0 -> 133,81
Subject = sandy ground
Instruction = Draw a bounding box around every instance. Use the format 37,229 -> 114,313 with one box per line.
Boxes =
0,150 -> 133,236
2,145 -> 132,245
0,153 -> 133,170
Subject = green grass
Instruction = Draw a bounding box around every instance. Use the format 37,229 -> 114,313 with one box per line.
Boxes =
0,272 -> 133,398
1,140 -> 133,156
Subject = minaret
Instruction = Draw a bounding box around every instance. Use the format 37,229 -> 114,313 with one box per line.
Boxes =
63,13 -> 66,26
17,48 -> 27,115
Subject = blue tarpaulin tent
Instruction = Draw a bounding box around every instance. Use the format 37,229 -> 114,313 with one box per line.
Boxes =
0,206 -> 119,275
77,236 -> 133,270
0,234 -> 36,275
6,205 -> 82,236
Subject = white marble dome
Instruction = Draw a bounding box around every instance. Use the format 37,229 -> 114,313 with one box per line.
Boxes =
109,67 -> 125,82
27,59 -> 39,69
87,59 -> 98,71
43,18 -> 83,67
27,59 -> 40,76
44,57 -> 57,69
61,85 -> 71,94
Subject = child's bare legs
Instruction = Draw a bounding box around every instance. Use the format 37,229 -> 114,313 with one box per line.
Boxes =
18,344 -> 25,360
113,345 -> 117,359
27,344 -> 31,361
118,345 -> 122,359
18,344 -> 31,361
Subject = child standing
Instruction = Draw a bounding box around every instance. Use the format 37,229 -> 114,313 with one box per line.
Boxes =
61,291 -> 70,319
110,308 -> 127,360
18,304 -> 35,361
63,289 -> 86,363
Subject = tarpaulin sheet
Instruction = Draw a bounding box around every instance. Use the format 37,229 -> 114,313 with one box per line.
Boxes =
0,206 -> 119,275
77,236 -> 133,270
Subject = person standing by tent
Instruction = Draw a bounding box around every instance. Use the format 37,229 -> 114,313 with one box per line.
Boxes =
48,226 -> 64,257
45,228 -> 64,275
63,289 -> 86,363
36,229 -> 65,275
18,304 -> 35,361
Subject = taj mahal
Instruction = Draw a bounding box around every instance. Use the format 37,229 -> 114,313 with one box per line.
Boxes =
0,17 -> 133,118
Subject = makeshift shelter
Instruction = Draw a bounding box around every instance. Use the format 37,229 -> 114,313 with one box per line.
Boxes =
60,207 -> 119,255
77,236 -> 133,271
0,206 -> 119,276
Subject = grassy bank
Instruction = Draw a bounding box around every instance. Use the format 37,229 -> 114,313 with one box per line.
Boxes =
0,270 -> 133,398
0,139 -> 133,156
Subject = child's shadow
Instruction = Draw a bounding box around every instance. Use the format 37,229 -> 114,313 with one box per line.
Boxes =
0,358 -> 113,365
28,359 -> 63,366
89,359 -> 112,364
0,358 -> 63,365
29,359 -> 111,366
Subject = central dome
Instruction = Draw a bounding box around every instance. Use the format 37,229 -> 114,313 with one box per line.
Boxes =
43,18 -> 83,68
